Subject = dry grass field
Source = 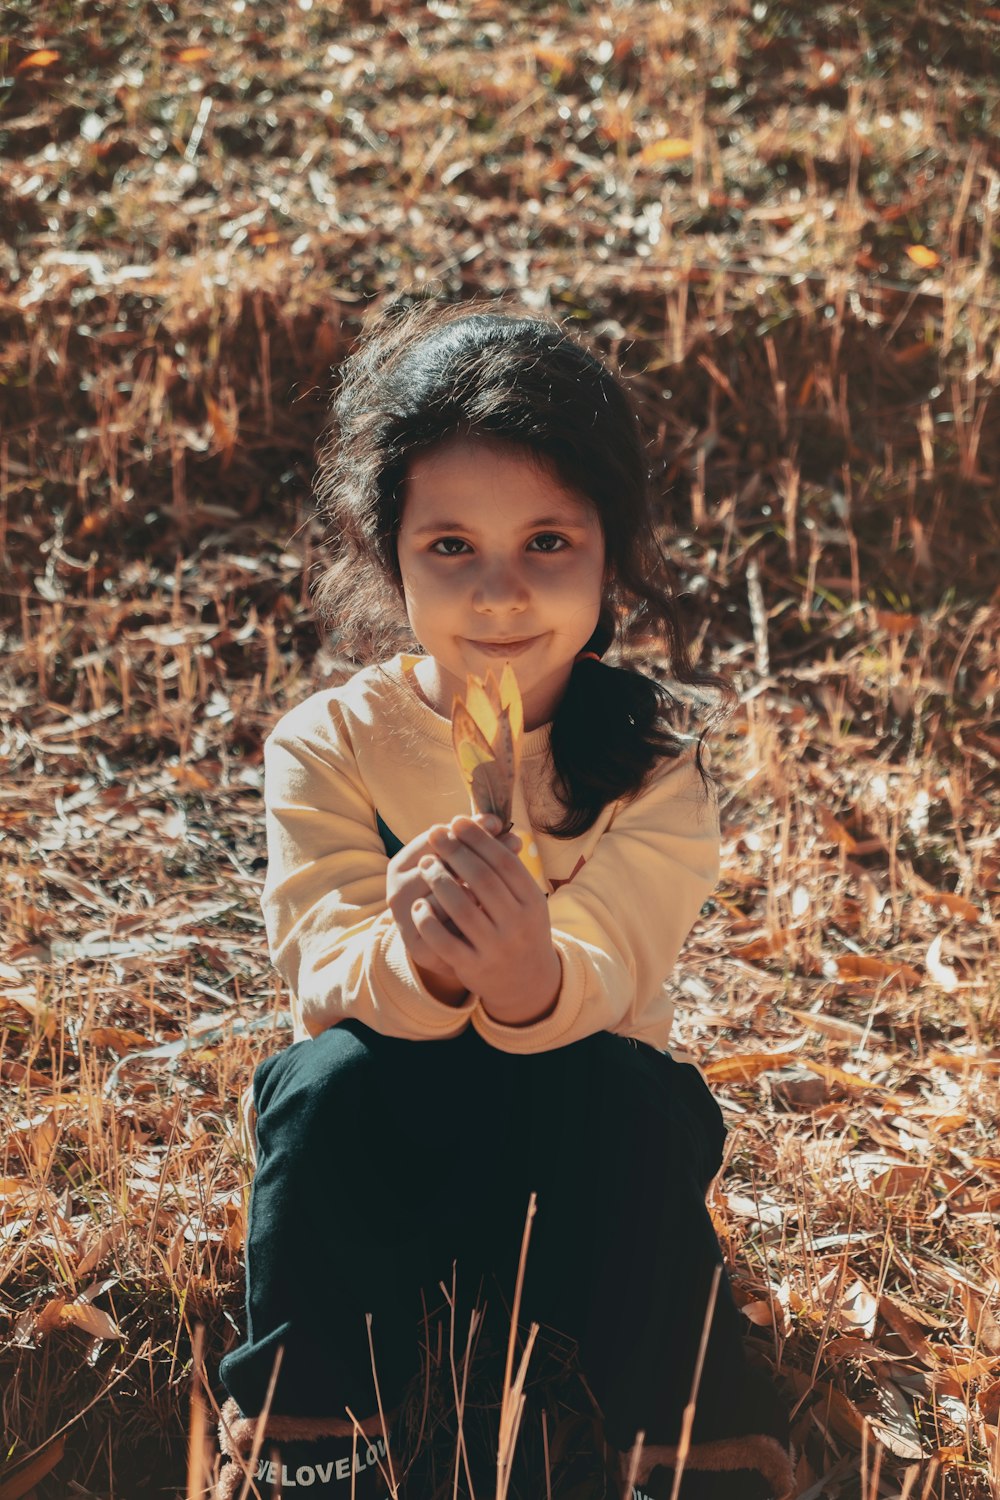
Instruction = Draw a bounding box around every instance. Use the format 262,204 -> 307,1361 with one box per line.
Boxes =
1,0 -> 999,1496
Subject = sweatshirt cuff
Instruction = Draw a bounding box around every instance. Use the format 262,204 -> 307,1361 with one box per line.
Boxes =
373,913 -> 478,1033
470,944 -> 586,1053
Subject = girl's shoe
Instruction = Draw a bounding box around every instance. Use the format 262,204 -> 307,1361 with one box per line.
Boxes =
614,1364 -> 795,1500
214,1395 -> 405,1499
618,1438 -> 791,1500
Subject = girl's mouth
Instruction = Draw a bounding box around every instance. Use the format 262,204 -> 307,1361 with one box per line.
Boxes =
467,637 -> 537,655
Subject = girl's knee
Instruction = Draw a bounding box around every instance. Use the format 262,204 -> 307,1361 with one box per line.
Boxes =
252,1023 -> 382,1129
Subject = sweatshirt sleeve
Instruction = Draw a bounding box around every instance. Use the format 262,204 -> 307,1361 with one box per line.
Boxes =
471,746 -> 720,1053
260,723 -> 477,1042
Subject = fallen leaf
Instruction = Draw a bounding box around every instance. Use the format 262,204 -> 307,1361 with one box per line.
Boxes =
909,875 -> 982,922
815,806 -> 857,850
731,927 -> 804,960
798,1058 -> 901,1098
0,1434 -> 66,1499
957,1284 -> 1000,1356
927,1050 -> 1000,1073
813,1268 -> 878,1338
925,933 -> 959,992
533,45 -> 575,75
62,1300 -> 124,1341
833,954 -> 922,986
84,1027 -> 151,1054
637,137 -> 693,164
876,610 -> 921,632
977,1378 -> 1000,1423
789,1376 -> 868,1447
704,1051 -> 799,1083
17,49 -> 60,70
865,1378 -> 924,1459
786,1008 -> 869,1042
723,1191 -> 784,1225
168,763 -> 214,791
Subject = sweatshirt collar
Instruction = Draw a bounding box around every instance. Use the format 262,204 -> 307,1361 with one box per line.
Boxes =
383,653 -> 554,758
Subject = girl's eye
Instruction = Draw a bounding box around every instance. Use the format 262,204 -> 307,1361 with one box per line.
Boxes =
430,537 -> 470,556
429,534 -> 568,556
530,533 -> 568,553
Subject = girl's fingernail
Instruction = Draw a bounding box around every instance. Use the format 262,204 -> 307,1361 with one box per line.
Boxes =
480,815 -> 501,832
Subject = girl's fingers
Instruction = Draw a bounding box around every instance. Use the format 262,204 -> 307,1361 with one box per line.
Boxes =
417,859 -> 484,934
424,837 -> 509,915
440,818 -> 533,902
411,895 -> 475,963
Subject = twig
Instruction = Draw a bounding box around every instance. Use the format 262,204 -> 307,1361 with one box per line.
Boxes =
668,1263 -> 721,1500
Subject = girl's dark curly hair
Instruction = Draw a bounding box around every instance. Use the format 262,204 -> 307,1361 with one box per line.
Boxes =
311,290 -> 736,838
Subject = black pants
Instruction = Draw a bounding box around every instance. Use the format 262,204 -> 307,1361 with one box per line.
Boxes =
218,1020 -> 751,1453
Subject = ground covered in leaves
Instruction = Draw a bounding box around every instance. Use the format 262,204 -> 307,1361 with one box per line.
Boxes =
1,0 -> 999,1496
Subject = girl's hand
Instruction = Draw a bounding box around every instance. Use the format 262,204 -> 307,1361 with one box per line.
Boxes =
387,816 -> 520,991
412,815 -> 562,1026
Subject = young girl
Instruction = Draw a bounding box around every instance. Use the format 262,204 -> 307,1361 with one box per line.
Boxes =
214,296 -> 794,1500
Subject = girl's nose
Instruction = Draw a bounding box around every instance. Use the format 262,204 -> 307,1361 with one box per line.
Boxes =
472,561 -> 530,609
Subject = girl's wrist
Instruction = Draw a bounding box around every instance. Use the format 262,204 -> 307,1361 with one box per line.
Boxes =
414,960 -> 470,1006
481,950 -> 561,1027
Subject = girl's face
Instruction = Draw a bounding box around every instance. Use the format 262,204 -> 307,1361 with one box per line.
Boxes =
397,435 -> 607,732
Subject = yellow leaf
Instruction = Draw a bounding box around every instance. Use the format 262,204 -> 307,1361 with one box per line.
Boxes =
638,137 -> 693,164
498,662 -> 523,776
17,49 -> 60,70
168,763 -> 213,791
452,703 -> 506,821
927,1050 -> 1000,1073
533,45 -> 574,75
205,391 -> 238,467
85,1027 -> 149,1055
704,1051 -> 799,1083
731,927 -> 800,960
34,1296 -> 68,1334
835,953 -> 922,986
786,1376 -> 867,1447
741,1300 -> 775,1327
815,805 -> 858,850
465,678 -> 499,743
917,886 -> 983,922
62,1300 -> 124,1341
451,672 -> 518,826
0,1177 -> 32,1197
450,666 -> 547,891
453,702 -> 493,763
876,610 -> 921,632
933,1446 -> 976,1465
906,244 -> 940,268
798,1059 -> 900,1097
915,1111 -> 969,1135
458,739 -> 491,778
786,1009 -> 868,1042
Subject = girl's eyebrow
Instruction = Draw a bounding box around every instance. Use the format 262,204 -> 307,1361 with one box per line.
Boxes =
410,513 -> 589,536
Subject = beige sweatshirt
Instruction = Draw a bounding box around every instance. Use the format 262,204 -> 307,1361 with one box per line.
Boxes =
260,652 -> 720,1065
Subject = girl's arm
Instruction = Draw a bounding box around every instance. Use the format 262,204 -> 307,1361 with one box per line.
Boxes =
259,723 -> 481,1042
470,745 -> 721,1053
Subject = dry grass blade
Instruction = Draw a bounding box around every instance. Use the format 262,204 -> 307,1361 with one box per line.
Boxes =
669,1266 -> 722,1500
496,1192 -> 540,1500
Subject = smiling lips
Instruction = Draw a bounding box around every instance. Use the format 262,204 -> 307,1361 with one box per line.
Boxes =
469,637 -> 536,653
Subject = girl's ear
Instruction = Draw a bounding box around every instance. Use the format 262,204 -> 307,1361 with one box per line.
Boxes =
584,596 -> 617,659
